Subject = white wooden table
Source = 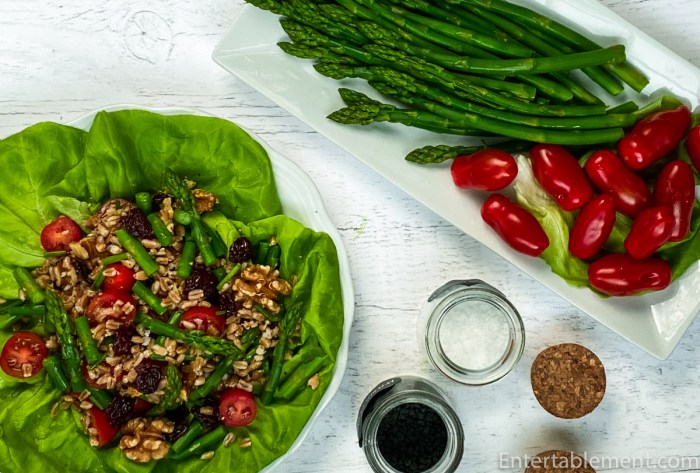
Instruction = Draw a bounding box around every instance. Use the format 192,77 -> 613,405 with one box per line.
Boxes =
1,1 -> 700,471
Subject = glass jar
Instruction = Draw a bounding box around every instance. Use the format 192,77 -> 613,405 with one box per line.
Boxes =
418,279 -> 525,386
357,376 -> 464,473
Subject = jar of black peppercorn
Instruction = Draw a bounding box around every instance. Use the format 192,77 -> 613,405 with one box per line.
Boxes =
357,376 -> 464,473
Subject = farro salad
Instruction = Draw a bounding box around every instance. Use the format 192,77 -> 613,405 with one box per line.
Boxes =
0,110 -> 344,473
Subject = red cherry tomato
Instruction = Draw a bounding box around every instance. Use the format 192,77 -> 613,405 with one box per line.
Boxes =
588,253 -> 671,296
219,388 -> 257,427
687,125 -> 700,172
88,407 -> 120,447
179,306 -> 225,337
618,105 -> 691,170
134,398 -> 153,415
481,194 -> 549,257
86,290 -> 137,326
102,263 -> 136,292
530,144 -> 593,211
450,149 -> 518,191
652,160 -> 696,242
569,194 -> 617,260
584,150 -> 651,217
0,332 -> 48,379
624,206 -> 675,259
40,215 -> 82,252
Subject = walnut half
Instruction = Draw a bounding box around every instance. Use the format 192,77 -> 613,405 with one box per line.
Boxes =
119,417 -> 175,463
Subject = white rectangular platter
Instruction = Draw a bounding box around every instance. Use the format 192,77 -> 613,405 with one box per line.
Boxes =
213,1 -> 700,359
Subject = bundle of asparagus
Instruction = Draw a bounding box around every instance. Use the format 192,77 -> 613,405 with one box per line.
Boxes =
247,0 -> 657,161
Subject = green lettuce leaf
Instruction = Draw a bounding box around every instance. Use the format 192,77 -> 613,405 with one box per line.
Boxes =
513,155 -> 589,287
513,154 -> 700,291
0,110 -> 343,473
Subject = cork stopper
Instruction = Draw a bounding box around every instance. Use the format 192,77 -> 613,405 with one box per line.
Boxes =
530,343 -> 606,419
525,450 -> 596,473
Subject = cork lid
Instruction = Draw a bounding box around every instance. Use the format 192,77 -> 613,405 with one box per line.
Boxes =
530,343 -> 606,419
525,450 -> 596,473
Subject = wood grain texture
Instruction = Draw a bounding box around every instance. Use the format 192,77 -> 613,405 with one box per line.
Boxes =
1,1 -> 700,472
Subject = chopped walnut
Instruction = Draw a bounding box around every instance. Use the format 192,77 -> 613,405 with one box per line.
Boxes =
119,417 -> 175,463
231,265 -> 292,313
193,189 -> 218,214
307,373 -> 320,390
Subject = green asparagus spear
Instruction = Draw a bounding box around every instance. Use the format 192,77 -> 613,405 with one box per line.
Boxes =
13,267 -> 45,305
114,229 -> 160,276
170,421 -> 205,454
146,213 -> 174,247
170,425 -> 230,459
261,303 -> 304,405
135,192 -> 153,214
101,252 -> 129,266
405,141 -> 532,164
134,312 -> 243,357
132,281 -> 167,316
331,84 -> 623,145
148,364 -> 182,416
87,387 -> 113,410
277,357 -> 325,400
325,67 -> 633,129
166,173 -> 217,267
177,236 -> 197,279
43,356 -> 70,393
46,291 -> 86,393
444,0 -> 648,91
75,316 -> 105,367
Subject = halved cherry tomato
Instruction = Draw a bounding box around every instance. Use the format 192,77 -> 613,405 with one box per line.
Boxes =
86,290 -> 137,326
624,206 -> 675,259
530,144 -> 593,211
618,105 -> 691,170
219,388 -> 257,427
687,125 -> 700,172
481,194 -> 549,257
569,194 -> 617,260
40,215 -> 82,252
584,150 -> 651,217
653,160 -> 696,242
102,263 -> 136,292
88,407 -> 120,447
588,253 -> 671,296
179,306 -> 224,337
0,332 -> 48,379
450,149 -> 518,191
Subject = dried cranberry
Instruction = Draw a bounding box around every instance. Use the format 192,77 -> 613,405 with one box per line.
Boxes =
164,405 -> 189,442
119,208 -> 154,240
217,291 -> 241,318
104,394 -> 136,428
229,237 -> 253,263
165,422 -> 189,443
74,259 -> 91,281
184,267 -> 217,300
135,360 -> 164,394
151,192 -> 170,210
192,397 -> 222,431
113,327 -> 135,357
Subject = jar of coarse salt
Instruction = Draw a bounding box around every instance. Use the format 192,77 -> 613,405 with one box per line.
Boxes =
418,279 -> 525,385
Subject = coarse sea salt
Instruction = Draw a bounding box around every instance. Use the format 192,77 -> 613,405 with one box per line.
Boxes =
437,299 -> 511,371
419,280 -> 525,385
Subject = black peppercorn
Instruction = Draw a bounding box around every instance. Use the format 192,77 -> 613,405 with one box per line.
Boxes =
376,402 -> 448,473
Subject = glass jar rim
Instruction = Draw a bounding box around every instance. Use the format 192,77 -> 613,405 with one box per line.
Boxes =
420,280 -> 525,386
360,388 -> 464,473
